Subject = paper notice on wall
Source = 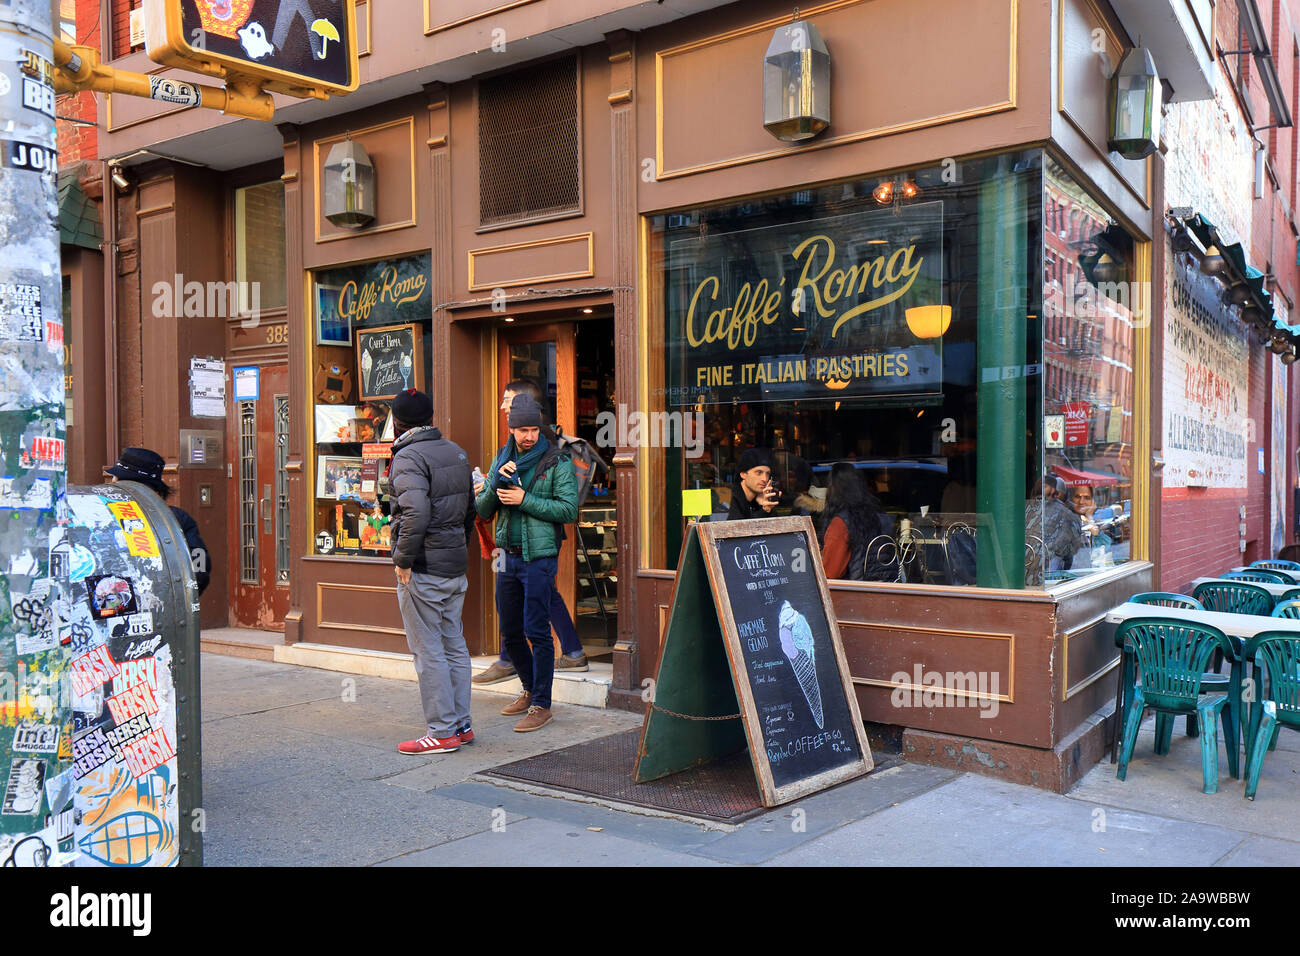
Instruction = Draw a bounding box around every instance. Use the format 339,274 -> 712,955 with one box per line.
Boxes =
189,357 -> 226,418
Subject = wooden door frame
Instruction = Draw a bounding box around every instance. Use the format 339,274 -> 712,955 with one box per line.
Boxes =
495,322 -> 579,643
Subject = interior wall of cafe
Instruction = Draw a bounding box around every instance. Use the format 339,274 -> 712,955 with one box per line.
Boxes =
1157,26 -> 1300,591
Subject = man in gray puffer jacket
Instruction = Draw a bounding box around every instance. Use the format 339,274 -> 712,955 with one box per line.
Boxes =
388,388 -> 477,755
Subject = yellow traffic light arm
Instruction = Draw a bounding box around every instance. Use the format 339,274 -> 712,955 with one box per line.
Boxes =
52,39 -> 274,123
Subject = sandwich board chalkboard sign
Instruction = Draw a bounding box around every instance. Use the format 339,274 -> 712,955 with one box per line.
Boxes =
635,516 -> 873,806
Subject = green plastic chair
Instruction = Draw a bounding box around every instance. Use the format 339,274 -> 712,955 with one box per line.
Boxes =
1271,600 -> 1300,619
1223,569 -> 1291,585
1115,617 -> 1239,793
1281,588 -> 1300,604
1251,559 -> 1300,572
1191,581 -> 1273,616
1241,632 -> 1300,800
1110,594 -> 1210,761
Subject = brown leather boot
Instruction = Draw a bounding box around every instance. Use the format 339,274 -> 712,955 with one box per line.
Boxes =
513,706 -> 553,733
500,691 -> 532,716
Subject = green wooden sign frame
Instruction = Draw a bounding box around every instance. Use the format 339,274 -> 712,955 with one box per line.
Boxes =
635,516 -> 873,807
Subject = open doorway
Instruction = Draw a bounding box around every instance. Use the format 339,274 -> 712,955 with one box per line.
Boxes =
495,311 -> 617,662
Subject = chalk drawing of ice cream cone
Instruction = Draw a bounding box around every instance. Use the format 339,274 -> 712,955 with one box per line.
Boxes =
779,600 -> 823,729
360,350 -> 372,394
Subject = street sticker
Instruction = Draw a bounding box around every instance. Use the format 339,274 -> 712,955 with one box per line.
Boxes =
12,722 -> 59,754
107,501 -> 161,558
0,282 -> 44,342
149,74 -> 201,107
0,138 -> 56,175
70,645 -> 121,697
2,758 -> 46,815
85,575 -> 138,619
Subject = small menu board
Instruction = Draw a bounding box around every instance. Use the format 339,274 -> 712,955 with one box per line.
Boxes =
635,516 -> 872,806
356,323 -> 422,401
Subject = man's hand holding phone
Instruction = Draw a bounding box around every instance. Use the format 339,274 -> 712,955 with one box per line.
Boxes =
760,482 -> 780,513
496,460 -> 525,505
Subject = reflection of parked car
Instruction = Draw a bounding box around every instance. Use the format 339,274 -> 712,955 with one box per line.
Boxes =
810,459 -> 949,515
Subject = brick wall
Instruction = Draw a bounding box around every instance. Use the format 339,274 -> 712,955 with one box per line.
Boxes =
110,0 -> 143,60
55,0 -> 101,164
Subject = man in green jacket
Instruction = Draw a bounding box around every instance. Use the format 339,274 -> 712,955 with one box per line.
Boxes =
474,394 -> 578,731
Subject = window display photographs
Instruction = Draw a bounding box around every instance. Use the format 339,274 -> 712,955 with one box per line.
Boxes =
317,455 -> 366,501
315,283 -> 350,345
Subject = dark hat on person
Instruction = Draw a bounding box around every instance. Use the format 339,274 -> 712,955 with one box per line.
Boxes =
106,447 -> 168,496
736,447 -> 772,474
392,388 -> 433,425
508,393 -> 544,429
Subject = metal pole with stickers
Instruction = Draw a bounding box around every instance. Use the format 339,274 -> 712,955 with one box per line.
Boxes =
0,0 -> 73,868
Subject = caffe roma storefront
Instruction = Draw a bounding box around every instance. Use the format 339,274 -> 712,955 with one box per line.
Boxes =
276,0 -> 1163,791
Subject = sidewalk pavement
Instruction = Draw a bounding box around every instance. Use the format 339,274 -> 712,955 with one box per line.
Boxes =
199,653 -> 1300,866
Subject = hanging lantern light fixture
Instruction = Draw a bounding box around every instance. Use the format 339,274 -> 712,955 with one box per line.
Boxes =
323,137 -> 376,228
1108,43 -> 1161,160
763,18 -> 830,142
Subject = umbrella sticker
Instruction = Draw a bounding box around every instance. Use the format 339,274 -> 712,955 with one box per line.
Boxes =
310,19 -> 340,60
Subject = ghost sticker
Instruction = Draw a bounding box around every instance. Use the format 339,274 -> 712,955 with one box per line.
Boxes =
238,21 -> 274,59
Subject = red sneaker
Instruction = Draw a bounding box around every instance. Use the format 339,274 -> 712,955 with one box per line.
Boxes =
397,735 -> 460,755
457,727 -> 475,745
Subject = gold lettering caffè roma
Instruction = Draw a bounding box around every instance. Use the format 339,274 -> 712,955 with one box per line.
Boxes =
339,267 -> 428,325
685,234 -> 925,349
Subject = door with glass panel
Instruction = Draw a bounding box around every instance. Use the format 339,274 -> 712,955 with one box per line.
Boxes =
228,364 -> 291,629
495,324 -> 577,642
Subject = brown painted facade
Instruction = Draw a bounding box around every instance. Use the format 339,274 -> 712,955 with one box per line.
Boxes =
82,0 -> 1197,791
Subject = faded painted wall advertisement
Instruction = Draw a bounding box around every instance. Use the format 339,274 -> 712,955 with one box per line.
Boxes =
1162,246 -> 1249,491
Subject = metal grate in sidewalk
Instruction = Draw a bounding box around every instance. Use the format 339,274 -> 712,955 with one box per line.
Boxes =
481,729 -> 767,824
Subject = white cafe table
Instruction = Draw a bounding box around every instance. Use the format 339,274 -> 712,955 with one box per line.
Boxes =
1190,577 -> 1297,599
1228,566 -> 1300,583
1105,602 -> 1300,640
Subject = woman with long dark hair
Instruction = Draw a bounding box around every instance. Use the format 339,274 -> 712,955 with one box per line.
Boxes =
819,462 -> 892,581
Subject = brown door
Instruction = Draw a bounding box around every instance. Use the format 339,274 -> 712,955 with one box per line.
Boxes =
228,364 -> 292,630
496,323 -> 577,636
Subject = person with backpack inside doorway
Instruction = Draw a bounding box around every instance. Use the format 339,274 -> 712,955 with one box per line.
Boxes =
105,447 -> 210,596
475,393 -> 579,732
472,379 -> 594,686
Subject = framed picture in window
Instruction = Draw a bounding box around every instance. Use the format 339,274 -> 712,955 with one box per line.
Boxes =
316,455 -> 366,501
315,283 -> 350,346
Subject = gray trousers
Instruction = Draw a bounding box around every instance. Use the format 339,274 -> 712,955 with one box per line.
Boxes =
396,572 -> 471,739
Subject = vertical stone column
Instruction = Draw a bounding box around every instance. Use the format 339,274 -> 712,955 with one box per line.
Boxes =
606,30 -> 641,707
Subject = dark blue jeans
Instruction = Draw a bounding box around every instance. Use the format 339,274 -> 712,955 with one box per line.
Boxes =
498,581 -> 582,661
496,554 -> 558,709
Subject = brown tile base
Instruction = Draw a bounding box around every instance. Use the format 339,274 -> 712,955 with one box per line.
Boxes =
887,704 -> 1118,794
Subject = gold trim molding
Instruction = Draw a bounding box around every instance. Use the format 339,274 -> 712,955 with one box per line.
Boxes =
840,618 -> 1016,703
1061,611 -> 1120,699
316,582 -> 405,637
313,116 -> 418,244
654,0 -> 1018,181
424,0 -> 541,35
467,232 -> 594,291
